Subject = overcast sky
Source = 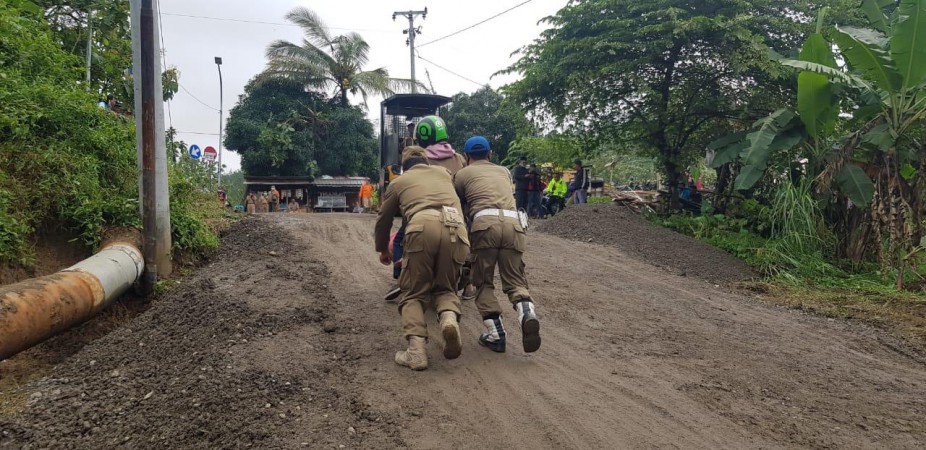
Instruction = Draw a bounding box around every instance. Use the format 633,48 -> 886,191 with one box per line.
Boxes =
158,0 -> 567,172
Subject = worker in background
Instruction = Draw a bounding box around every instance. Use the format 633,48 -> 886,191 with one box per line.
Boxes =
270,185 -> 280,212
545,171 -> 568,213
403,122 -> 417,149
358,179 -> 374,213
375,146 -> 469,371
453,136 -> 541,354
246,193 -> 256,214
526,163 -> 542,218
573,159 -> 591,204
546,171 -> 567,198
258,193 -> 269,213
512,157 -> 530,212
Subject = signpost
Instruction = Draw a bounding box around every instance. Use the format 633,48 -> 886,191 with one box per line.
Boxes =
203,146 -> 217,163
188,144 -> 202,160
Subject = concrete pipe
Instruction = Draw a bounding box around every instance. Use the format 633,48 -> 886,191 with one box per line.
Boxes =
0,241 -> 144,360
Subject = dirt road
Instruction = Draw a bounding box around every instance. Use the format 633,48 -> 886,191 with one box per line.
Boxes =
2,213 -> 925,449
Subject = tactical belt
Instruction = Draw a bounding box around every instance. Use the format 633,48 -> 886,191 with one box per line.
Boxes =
473,208 -> 519,220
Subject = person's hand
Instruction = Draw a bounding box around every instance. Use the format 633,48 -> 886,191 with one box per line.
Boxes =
379,251 -> 392,266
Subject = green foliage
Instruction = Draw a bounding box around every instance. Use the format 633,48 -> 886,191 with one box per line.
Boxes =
226,78 -> 377,178
587,196 -> 612,205
0,0 -> 229,266
501,0 -> 844,204
37,0 -> 132,96
440,86 -> 530,162
223,170 -> 246,207
506,134 -> 583,167
0,1 -> 138,263
261,6 -> 421,106
167,161 -> 221,253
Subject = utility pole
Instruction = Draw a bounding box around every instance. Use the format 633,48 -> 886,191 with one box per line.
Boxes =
215,57 -> 223,188
393,8 -> 427,93
130,0 -> 172,287
85,9 -> 92,86
139,0 -> 157,292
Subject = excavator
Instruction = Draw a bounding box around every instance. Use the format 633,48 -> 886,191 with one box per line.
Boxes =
378,93 -> 451,195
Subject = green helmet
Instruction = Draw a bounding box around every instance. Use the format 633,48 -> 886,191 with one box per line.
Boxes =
415,115 -> 448,148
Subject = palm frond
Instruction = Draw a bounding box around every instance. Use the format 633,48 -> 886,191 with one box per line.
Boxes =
285,7 -> 333,50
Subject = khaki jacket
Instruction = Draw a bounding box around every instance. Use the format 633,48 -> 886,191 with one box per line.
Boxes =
375,164 -> 463,252
429,153 -> 467,176
453,160 -> 517,221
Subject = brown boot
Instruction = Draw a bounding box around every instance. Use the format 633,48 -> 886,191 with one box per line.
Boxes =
439,311 -> 462,359
395,336 -> 428,371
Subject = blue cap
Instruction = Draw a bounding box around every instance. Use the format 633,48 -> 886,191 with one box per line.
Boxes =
464,136 -> 491,154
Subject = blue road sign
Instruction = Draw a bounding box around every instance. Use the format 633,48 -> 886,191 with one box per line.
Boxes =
188,144 -> 202,160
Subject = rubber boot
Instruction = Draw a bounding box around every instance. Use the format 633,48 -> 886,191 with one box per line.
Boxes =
394,336 -> 428,371
515,300 -> 541,353
439,311 -> 462,360
478,316 -> 507,353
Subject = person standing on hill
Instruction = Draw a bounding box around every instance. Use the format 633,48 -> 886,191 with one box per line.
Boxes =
258,193 -> 269,213
512,157 -> 530,212
526,163 -> 542,218
573,159 -> 591,204
375,146 -> 469,371
453,136 -> 541,354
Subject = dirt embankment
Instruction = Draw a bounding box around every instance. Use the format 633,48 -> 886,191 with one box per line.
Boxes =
534,204 -> 753,283
0,217 -> 403,449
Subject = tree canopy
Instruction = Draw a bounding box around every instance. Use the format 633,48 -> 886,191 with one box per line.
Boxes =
224,78 -> 377,178
440,86 -> 529,162
502,0 -> 861,205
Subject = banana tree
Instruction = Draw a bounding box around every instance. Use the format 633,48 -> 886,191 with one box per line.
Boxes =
711,0 -> 926,288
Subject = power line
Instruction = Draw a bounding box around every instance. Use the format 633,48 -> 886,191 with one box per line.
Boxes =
160,12 -> 393,33
417,0 -> 534,48
176,130 -> 220,136
179,83 -> 219,111
416,51 -> 484,87
156,0 -> 172,128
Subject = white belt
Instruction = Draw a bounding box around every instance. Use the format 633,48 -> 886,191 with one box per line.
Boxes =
474,208 -> 519,220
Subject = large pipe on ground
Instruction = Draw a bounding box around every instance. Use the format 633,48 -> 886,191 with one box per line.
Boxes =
0,240 -> 143,360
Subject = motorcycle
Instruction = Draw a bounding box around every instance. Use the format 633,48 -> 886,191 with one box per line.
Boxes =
540,193 -> 566,218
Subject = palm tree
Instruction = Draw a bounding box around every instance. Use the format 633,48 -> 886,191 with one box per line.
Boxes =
262,7 -> 424,107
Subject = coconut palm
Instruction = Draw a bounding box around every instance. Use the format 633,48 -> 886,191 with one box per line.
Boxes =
262,7 -> 424,107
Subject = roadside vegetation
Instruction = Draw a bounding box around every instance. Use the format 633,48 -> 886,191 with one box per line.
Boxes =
0,0 -> 224,269
494,0 -> 926,344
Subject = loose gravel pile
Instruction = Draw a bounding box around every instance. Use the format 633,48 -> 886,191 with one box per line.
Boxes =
534,204 -> 753,283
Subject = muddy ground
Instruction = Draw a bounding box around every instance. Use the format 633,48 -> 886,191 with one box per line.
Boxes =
1,212 -> 925,449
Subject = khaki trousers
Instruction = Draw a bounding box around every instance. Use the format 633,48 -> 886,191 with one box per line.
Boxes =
398,214 -> 469,339
470,217 -> 531,318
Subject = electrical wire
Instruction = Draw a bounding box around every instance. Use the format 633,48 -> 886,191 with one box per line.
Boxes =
417,0 -> 534,48
179,83 -> 219,111
176,131 -> 220,136
160,12 -> 393,33
156,0 -> 173,128
416,51 -> 484,87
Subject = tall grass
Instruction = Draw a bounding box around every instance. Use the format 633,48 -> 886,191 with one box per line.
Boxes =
764,178 -> 839,280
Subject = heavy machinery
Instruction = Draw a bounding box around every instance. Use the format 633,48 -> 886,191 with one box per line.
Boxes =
379,93 -> 451,194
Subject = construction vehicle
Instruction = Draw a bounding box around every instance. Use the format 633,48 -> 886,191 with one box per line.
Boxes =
378,93 -> 451,194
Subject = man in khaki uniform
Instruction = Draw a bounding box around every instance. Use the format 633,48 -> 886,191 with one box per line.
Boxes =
375,146 -> 470,370
453,136 -> 541,353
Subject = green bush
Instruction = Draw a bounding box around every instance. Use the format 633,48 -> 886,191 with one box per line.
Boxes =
0,2 -> 222,264
587,196 -> 613,204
